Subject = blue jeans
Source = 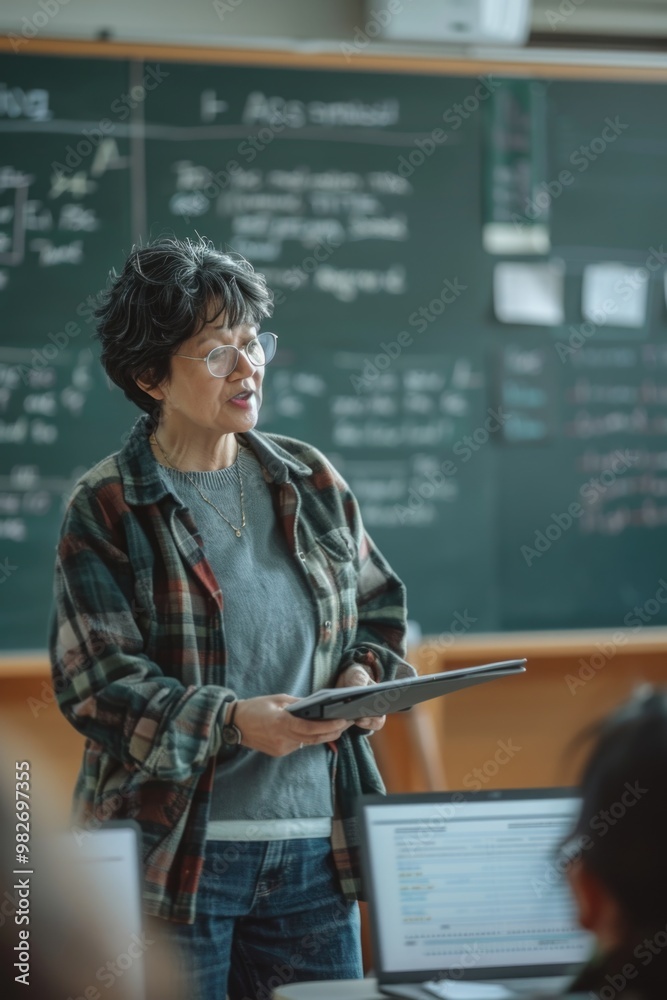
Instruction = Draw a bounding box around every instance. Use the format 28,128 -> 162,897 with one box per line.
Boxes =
159,838 -> 362,1000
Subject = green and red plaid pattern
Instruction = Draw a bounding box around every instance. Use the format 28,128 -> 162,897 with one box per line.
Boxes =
50,414 -> 413,923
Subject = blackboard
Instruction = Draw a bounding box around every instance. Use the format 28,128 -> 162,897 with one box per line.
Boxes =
2,45 -> 667,650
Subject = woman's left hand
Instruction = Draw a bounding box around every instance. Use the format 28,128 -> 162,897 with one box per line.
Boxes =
335,664 -> 387,734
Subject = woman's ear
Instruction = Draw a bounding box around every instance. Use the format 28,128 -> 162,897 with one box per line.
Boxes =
568,857 -> 625,949
136,372 -> 165,401
568,857 -> 598,931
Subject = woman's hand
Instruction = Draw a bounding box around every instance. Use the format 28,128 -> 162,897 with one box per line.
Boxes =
335,664 -> 387,734
233,695 -> 353,756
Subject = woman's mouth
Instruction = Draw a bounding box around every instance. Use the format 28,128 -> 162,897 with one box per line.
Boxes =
229,390 -> 254,408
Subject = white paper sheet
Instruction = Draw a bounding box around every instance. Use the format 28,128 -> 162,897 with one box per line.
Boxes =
493,261 -> 564,326
582,262 -> 648,328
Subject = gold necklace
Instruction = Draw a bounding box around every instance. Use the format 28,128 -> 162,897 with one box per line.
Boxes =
152,432 -> 246,538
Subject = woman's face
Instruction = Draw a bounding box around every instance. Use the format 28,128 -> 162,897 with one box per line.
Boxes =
152,312 -> 265,436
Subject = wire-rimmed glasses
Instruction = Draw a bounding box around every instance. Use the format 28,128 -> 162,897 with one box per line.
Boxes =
174,331 -> 278,378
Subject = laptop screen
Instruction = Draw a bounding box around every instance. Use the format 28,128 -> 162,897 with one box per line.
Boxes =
359,790 -> 595,983
57,821 -> 146,1000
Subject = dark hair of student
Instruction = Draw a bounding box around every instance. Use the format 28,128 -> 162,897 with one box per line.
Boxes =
561,686 -> 667,998
94,235 -> 273,419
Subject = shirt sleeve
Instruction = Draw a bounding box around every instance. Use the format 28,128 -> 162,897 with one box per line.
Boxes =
49,483 -> 234,783
329,465 -> 416,685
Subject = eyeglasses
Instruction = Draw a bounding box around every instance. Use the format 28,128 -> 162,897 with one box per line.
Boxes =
174,332 -> 278,378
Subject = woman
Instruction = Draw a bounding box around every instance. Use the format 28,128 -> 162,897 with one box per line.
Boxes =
553,686 -> 667,999
49,235 -> 414,1000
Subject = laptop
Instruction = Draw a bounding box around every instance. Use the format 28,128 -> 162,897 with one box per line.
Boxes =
57,820 -> 146,1000
358,789 -> 595,999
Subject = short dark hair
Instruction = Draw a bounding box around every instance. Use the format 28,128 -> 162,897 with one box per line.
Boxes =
564,685 -> 667,938
95,235 -> 273,417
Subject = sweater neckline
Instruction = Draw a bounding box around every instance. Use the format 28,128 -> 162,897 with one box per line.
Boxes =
162,443 -> 255,487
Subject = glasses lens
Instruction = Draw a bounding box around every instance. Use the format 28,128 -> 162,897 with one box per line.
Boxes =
246,338 -> 266,366
256,332 -> 277,365
206,335 -> 277,377
207,346 -> 236,378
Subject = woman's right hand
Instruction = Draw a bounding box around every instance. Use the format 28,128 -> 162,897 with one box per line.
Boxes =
233,695 -> 353,757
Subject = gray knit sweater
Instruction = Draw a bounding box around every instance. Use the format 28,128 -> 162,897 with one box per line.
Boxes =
163,440 -> 333,839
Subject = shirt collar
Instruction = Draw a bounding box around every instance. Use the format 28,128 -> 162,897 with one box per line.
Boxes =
117,413 -> 312,506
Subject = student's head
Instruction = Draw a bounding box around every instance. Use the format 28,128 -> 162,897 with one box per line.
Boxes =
95,235 -> 273,421
563,686 -> 667,952
0,730 -> 184,1000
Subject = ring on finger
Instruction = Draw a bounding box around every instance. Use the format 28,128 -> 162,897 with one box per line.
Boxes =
299,741 -> 305,750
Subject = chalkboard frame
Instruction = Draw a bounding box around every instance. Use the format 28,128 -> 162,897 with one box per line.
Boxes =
3,34 -> 667,83
3,34 -> 667,667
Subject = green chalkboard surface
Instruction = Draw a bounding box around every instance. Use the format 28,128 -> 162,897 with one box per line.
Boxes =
2,49 -> 667,650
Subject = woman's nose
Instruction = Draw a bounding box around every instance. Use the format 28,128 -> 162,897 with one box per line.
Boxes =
233,346 -> 261,378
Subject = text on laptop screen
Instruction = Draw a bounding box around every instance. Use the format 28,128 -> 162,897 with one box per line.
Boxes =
362,795 -> 594,977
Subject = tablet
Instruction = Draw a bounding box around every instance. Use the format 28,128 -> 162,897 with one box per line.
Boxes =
286,659 -> 527,720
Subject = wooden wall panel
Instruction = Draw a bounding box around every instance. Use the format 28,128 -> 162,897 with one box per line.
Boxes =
4,641 -> 666,814
374,645 -> 667,793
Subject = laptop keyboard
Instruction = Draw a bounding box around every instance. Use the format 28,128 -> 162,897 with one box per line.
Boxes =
423,979 -> 516,998
419,975 -> 571,999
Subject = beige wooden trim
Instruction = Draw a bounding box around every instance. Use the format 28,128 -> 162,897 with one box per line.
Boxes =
3,626 -> 667,676
418,627 -> 667,660
0,656 -> 50,677
3,36 -> 667,82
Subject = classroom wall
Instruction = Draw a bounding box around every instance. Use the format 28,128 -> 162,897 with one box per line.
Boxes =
0,0 -> 667,868
3,9 -> 667,986
1,0 -> 665,48
1,1 -> 370,46
5,636 -> 667,828
3,27 -> 667,793
4,25 -> 667,976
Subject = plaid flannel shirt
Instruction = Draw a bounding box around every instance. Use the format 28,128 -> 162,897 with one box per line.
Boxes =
49,414 -> 414,924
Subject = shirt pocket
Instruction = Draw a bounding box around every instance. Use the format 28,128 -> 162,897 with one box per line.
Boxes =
299,527 -> 358,653
312,526 -> 357,593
